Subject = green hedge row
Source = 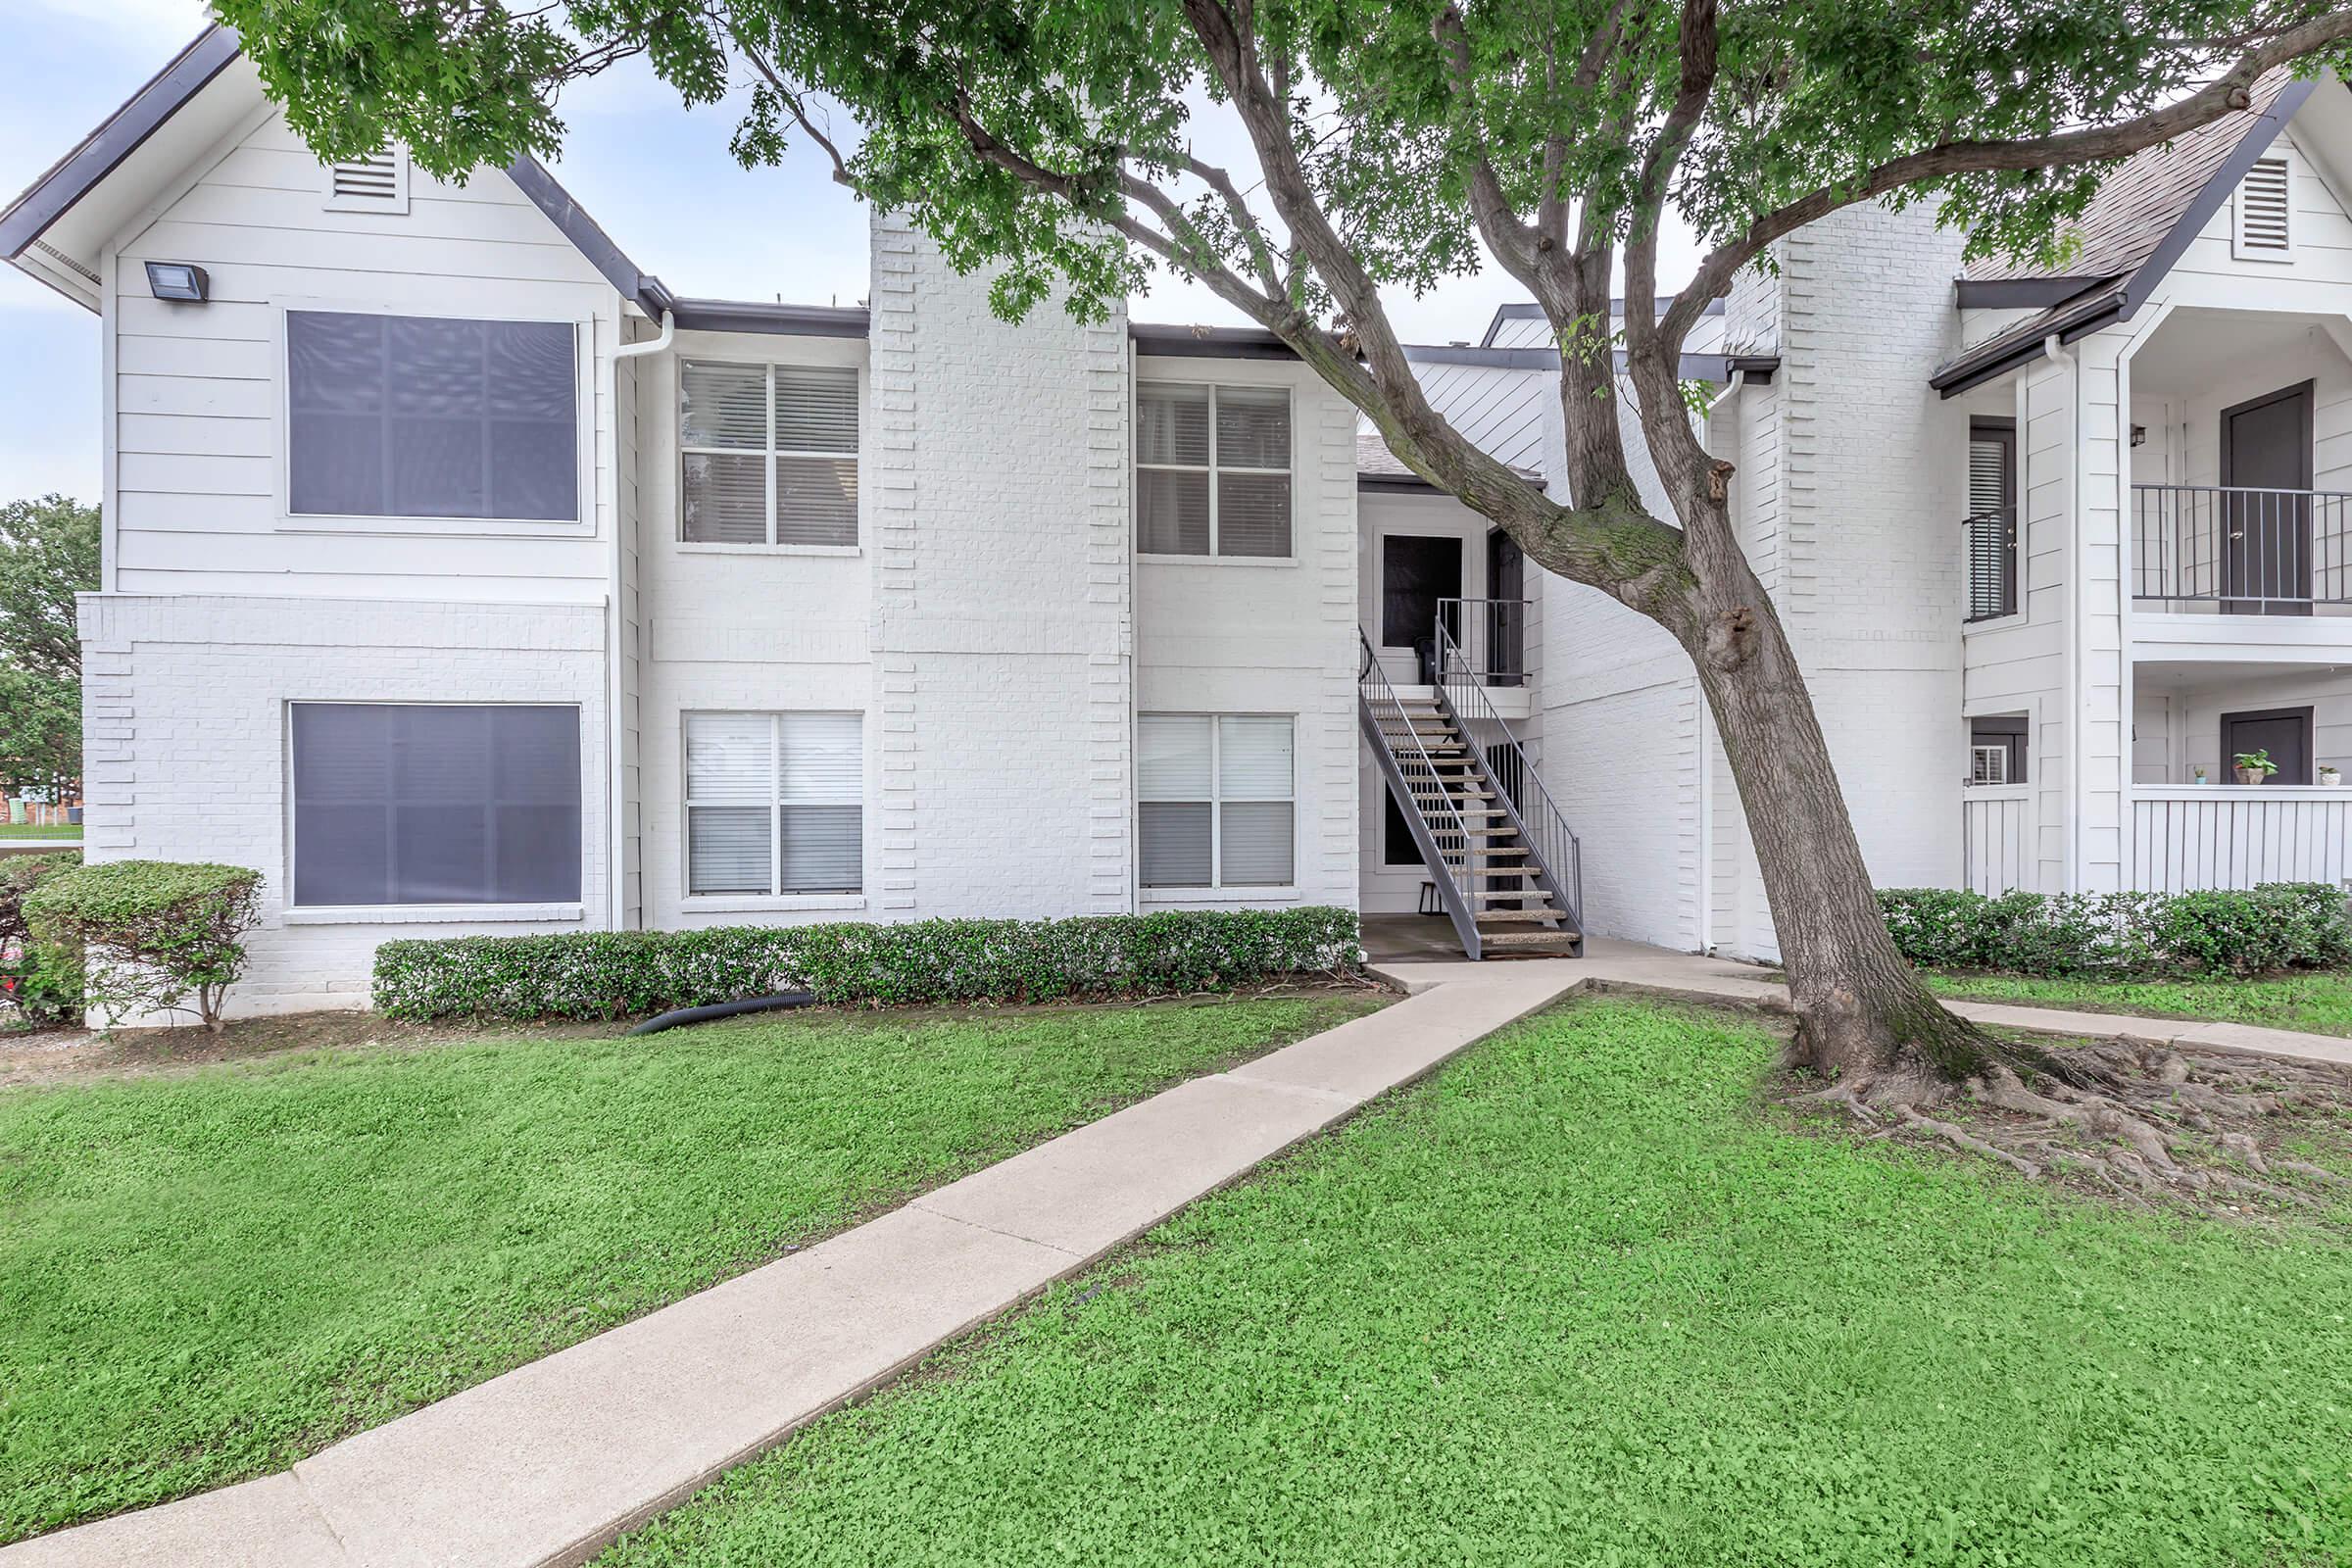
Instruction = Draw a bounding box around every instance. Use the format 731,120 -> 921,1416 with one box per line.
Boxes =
0,851 -> 82,1025
1879,883 -> 2352,978
374,906 -> 1363,1021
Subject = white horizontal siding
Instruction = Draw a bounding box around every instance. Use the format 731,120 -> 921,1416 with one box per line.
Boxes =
107,112 -> 623,603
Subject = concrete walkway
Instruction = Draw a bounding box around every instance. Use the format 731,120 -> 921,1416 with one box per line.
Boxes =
14,940 -> 2350,1568
3,962 -> 1584,1568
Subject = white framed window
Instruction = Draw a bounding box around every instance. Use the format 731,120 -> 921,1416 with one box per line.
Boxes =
288,703 -> 582,906
2232,156 -> 2292,261
1969,744 -> 2011,786
284,309 -> 580,523
1137,383 -> 1292,558
323,150 -> 410,214
684,712 -> 863,896
1139,714 -> 1295,888
680,362 -> 859,546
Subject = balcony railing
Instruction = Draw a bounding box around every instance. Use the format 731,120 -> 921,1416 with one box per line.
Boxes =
1964,508 -> 2018,620
2132,483 -> 2352,610
1431,598 -> 1530,687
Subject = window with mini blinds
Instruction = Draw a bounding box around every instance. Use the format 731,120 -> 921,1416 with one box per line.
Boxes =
680,362 -> 860,546
685,712 -> 864,896
1136,383 -> 1293,557
1138,715 -> 1296,888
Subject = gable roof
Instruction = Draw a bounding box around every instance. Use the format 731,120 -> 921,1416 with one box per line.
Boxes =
1933,73 -> 2321,395
1962,72 -> 2302,291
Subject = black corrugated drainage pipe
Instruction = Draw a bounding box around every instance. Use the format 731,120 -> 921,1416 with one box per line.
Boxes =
627,992 -> 818,1036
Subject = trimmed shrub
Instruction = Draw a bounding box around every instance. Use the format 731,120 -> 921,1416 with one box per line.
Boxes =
24,860 -> 263,1031
1878,882 -> 2352,978
375,906 -> 1362,1021
0,850 -> 82,1026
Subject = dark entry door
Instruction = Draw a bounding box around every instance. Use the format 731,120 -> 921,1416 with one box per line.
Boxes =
2220,381 -> 2313,615
2222,706 -> 2313,785
1486,529 -> 1526,684
1382,535 -> 1462,677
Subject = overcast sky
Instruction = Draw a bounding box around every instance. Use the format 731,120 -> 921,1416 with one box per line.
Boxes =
0,1 -> 1703,505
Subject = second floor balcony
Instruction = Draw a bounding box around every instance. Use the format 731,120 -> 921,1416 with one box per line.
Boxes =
2132,484 -> 2352,615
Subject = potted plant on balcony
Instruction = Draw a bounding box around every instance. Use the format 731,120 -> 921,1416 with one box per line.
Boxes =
2322,765 -> 2342,788
2192,765 -> 2209,786
2234,750 -> 2278,786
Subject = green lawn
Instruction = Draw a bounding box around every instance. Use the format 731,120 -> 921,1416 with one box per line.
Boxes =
605,999 -> 2352,1568
0,823 -> 79,840
0,993 -> 1375,1543
1923,967 -> 2352,1037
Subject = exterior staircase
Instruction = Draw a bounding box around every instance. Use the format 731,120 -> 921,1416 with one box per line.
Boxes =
1359,624 -> 1583,959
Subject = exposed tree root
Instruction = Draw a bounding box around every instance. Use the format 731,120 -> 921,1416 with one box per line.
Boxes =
1783,1034 -> 2352,1220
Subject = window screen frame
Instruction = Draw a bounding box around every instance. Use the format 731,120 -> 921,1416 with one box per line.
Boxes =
273,302 -> 592,536
1134,379 -> 1297,563
284,700 -> 586,911
681,710 -> 867,900
1137,711 -> 1298,892
676,358 -> 863,553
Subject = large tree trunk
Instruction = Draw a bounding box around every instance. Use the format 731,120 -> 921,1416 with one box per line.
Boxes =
1662,474 -> 1995,1094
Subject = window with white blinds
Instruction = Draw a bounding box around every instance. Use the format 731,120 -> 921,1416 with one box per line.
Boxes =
1138,714 -> 1295,888
1137,383 -> 1292,558
2233,156 -> 2291,260
680,362 -> 859,546
684,712 -> 863,895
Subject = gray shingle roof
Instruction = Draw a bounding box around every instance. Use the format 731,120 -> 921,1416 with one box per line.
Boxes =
1963,71 -> 2296,286
1933,73 -> 2322,395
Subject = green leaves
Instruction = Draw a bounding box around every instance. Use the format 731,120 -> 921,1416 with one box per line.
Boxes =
0,495 -> 98,798
24,861 -> 263,1030
374,906 -> 1363,1020
1878,883 -> 2352,977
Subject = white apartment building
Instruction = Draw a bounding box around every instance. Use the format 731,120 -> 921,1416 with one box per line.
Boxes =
7,27 -> 2346,1010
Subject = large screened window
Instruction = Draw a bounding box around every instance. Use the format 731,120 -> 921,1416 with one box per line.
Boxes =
1138,714 -> 1295,888
290,703 -> 581,906
680,362 -> 859,546
1136,383 -> 1292,558
685,712 -> 863,896
286,311 -> 578,521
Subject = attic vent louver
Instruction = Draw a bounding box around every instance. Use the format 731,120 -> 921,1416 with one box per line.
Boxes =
2232,156 -> 2291,259
325,150 -> 410,214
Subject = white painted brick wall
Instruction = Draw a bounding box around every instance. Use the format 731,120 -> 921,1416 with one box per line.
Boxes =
1698,201 -> 1974,956
76,593 -> 609,1016
866,212 -> 1136,917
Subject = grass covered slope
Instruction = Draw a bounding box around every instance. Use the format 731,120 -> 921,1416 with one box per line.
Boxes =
1923,968 -> 2352,1038
0,993 -> 1375,1543
606,1000 -> 2352,1568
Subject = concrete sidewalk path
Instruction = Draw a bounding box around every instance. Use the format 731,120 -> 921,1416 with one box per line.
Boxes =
16,939 -> 2349,1568
1392,934 -> 2352,1072
1,962 -> 1583,1568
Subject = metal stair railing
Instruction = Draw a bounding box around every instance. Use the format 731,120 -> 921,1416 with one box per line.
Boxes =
1357,628 -> 1484,959
1432,602 -> 1583,941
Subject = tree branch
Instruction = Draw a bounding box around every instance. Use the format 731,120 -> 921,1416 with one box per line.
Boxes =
1660,11 -> 2352,354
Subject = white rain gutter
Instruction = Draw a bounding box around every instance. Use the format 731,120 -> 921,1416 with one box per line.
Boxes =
602,309 -> 674,935
1692,368 -> 1746,952
614,309 -> 675,360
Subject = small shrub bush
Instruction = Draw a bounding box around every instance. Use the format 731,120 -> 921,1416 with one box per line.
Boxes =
1878,882 -> 2352,978
375,906 -> 1363,1021
24,860 -> 263,1031
0,850 -> 82,1026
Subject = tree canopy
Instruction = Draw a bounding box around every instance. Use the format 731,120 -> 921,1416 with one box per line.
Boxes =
0,496 -> 97,797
